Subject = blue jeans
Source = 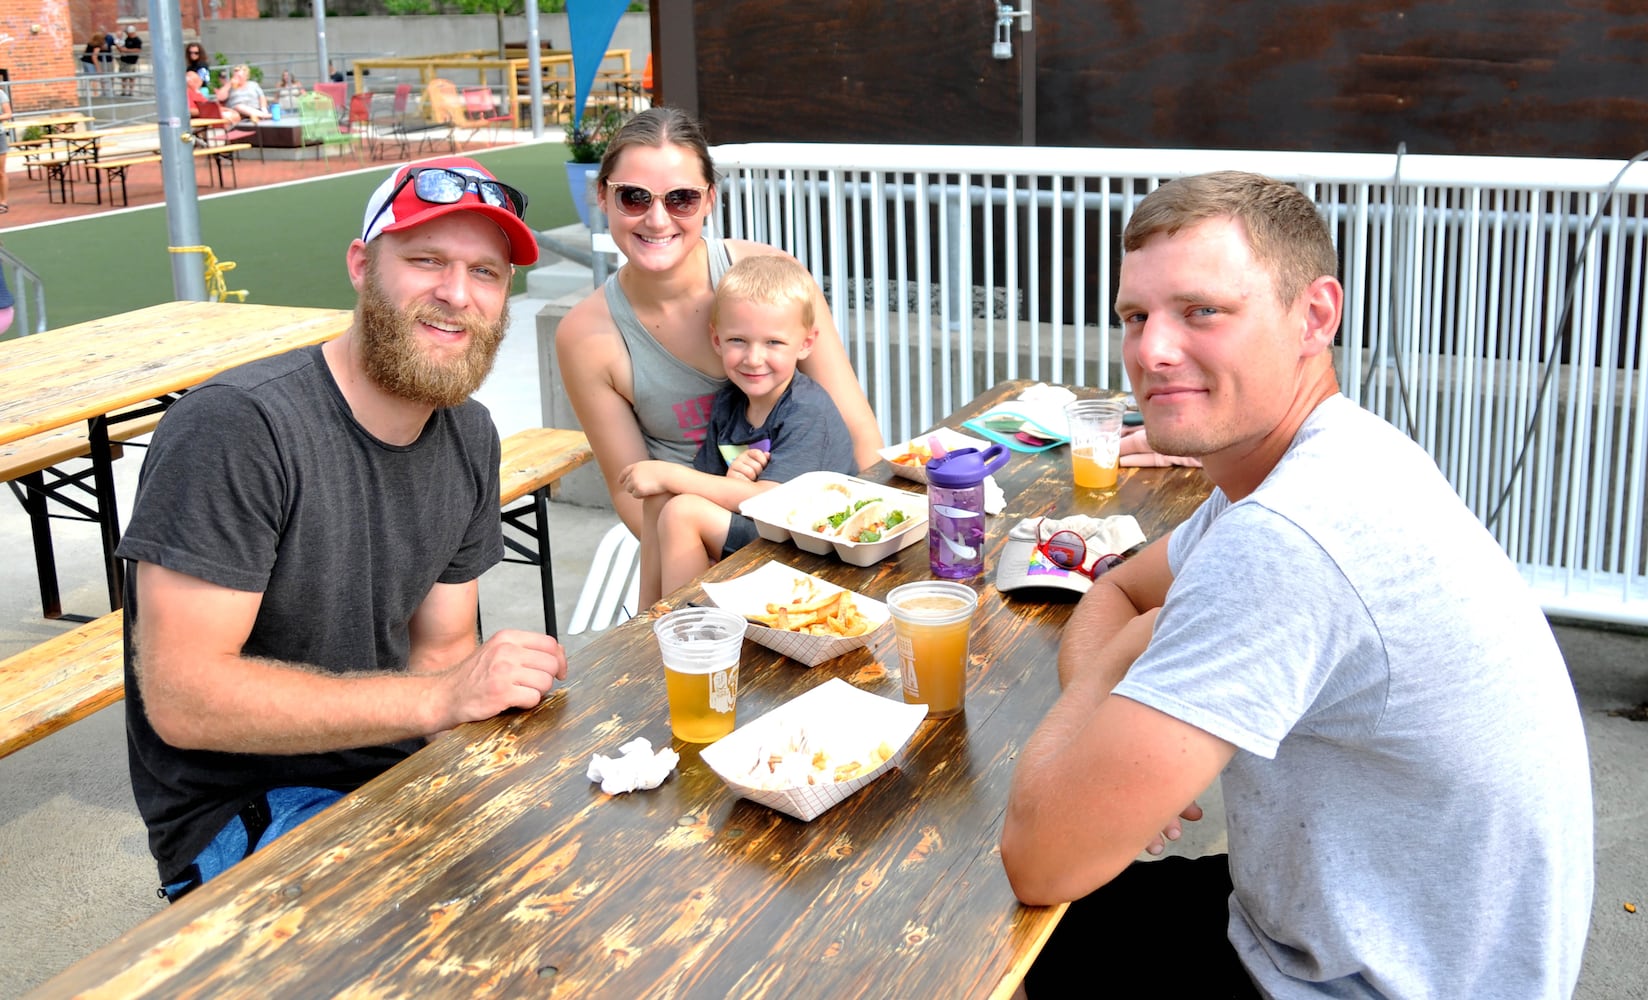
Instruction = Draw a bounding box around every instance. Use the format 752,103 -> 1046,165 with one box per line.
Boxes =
160,787 -> 343,902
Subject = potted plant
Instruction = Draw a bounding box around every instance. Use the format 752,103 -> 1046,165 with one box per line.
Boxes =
563,104 -> 627,228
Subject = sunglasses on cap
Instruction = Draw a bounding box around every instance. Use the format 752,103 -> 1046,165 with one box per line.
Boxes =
605,181 -> 710,220
1034,517 -> 1135,581
363,166 -> 528,240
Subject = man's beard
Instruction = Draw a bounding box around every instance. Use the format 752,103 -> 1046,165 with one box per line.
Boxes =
355,267 -> 508,409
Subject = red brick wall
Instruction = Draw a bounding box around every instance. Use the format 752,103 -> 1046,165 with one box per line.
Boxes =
2,0 -> 80,110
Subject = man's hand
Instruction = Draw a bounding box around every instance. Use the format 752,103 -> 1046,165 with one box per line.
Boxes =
726,448 -> 769,482
1120,426 -> 1202,468
432,629 -> 568,733
619,459 -> 676,498
1144,801 -> 1205,856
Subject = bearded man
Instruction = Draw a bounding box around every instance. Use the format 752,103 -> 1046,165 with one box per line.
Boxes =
118,157 -> 568,901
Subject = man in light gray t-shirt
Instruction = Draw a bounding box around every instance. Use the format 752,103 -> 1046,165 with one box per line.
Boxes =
1002,172 -> 1592,999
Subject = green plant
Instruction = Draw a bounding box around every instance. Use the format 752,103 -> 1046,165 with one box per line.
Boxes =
21,124 -> 42,142
564,105 -> 627,164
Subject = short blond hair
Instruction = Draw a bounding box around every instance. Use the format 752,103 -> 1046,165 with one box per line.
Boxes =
711,255 -> 816,329
1123,171 -> 1338,306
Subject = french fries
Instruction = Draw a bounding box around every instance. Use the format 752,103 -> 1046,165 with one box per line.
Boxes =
744,721 -> 896,789
749,577 -> 874,637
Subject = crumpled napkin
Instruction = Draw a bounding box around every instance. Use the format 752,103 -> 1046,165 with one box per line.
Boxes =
1119,425 -> 1203,468
587,737 -> 680,794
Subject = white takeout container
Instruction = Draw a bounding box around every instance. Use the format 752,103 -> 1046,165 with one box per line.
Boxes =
877,426 -> 992,484
701,561 -> 891,668
701,678 -> 926,822
739,471 -> 927,567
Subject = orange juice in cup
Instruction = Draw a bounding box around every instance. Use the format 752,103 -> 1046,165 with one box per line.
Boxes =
1066,398 -> 1126,491
886,581 -> 980,719
1071,445 -> 1119,489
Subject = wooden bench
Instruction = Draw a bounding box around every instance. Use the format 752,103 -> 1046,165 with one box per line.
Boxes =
87,154 -> 160,207
194,142 -> 251,189
3,406 -> 167,620
496,427 -> 594,637
12,136 -> 56,180
0,611 -> 124,760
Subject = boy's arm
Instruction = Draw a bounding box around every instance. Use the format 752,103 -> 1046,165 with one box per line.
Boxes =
622,459 -> 775,511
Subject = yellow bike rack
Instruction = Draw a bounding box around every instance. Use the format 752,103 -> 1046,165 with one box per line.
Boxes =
167,245 -> 248,303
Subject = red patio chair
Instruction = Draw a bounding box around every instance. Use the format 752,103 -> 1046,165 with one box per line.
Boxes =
459,87 -> 512,143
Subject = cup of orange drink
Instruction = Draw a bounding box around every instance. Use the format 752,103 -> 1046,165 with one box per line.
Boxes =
1065,398 -> 1126,491
886,581 -> 980,718
654,607 -> 746,742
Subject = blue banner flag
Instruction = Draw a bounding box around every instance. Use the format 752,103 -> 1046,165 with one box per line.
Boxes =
569,0 -> 630,127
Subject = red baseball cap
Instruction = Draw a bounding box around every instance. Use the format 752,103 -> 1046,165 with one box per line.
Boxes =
360,156 -> 539,266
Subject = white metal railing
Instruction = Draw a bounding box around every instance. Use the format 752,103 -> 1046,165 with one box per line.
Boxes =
710,143 -> 1648,626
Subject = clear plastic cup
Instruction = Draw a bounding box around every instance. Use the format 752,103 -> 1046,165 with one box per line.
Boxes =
1065,398 -> 1126,491
654,607 -> 746,743
886,581 -> 980,718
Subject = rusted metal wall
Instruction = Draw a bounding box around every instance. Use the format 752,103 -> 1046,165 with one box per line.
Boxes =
665,0 -> 1648,159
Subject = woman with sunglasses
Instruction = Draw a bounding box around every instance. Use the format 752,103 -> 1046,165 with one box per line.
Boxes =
555,108 -> 883,541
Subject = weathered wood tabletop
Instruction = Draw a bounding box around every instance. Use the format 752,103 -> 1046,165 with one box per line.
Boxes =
37,380 -> 1211,1000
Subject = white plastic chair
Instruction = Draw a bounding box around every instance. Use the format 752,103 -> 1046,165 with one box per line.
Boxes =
566,524 -> 641,635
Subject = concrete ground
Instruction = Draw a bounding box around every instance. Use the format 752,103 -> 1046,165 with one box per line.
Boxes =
2,260 -> 1646,996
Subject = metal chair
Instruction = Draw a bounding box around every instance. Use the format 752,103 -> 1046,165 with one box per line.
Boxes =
296,91 -> 360,164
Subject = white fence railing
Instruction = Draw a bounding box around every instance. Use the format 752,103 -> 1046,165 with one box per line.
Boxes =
709,143 -> 1648,626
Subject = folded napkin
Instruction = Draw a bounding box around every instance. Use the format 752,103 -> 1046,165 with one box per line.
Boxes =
1119,426 -> 1203,468
984,475 -> 1006,514
587,737 -> 680,794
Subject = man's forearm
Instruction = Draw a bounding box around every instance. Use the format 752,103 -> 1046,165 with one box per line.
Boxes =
138,651 -> 446,755
1057,579 -> 1150,687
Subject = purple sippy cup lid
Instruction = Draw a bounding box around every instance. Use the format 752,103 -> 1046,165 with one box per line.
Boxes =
926,444 -> 1009,487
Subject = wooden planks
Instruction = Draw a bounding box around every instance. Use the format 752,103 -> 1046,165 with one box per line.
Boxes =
498,427 -> 594,506
38,380 -> 1213,999
0,301 -> 351,448
0,612 -> 124,760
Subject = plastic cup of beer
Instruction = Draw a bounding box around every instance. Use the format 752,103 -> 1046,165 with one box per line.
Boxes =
886,581 -> 980,719
654,607 -> 746,743
1065,398 -> 1126,491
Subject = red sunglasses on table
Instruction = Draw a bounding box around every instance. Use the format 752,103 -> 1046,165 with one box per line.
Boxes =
1034,517 -> 1132,580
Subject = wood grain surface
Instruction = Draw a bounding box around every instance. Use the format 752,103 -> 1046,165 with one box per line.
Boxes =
37,381 -> 1212,1000
0,301 -> 351,447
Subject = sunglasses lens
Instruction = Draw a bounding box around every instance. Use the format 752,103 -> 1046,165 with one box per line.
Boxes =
662,188 -> 704,217
1043,530 -> 1086,570
413,168 -> 467,205
614,184 -> 652,216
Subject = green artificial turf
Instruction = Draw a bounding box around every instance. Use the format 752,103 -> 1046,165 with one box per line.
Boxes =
3,141 -> 577,334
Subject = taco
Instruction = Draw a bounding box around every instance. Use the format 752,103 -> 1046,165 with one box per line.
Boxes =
838,499 -> 912,544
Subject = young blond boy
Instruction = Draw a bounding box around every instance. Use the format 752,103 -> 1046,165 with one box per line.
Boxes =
620,255 -> 857,603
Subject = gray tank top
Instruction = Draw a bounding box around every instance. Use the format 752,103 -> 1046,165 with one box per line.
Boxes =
604,236 -> 734,464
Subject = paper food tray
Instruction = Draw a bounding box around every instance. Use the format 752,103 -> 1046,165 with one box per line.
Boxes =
701,562 -> 890,668
877,426 -> 992,484
701,678 -> 926,822
739,472 -> 927,567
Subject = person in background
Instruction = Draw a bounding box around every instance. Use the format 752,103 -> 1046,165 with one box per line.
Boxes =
119,27 -> 143,97
183,68 -> 209,117
80,33 -> 103,87
276,69 -> 305,112
183,42 -> 210,91
215,63 -> 271,126
1000,170 -> 1593,998
556,107 -> 884,568
118,156 -> 566,902
0,244 -> 15,335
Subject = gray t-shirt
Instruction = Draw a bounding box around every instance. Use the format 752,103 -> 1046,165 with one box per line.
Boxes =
691,371 -> 856,480
118,344 -> 504,880
1114,394 -> 1593,998
604,236 -> 734,464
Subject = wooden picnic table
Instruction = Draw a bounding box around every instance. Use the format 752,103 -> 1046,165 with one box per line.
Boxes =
0,300 -> 351,616
37,379 -> 1212,999
3,112 -> 93,135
